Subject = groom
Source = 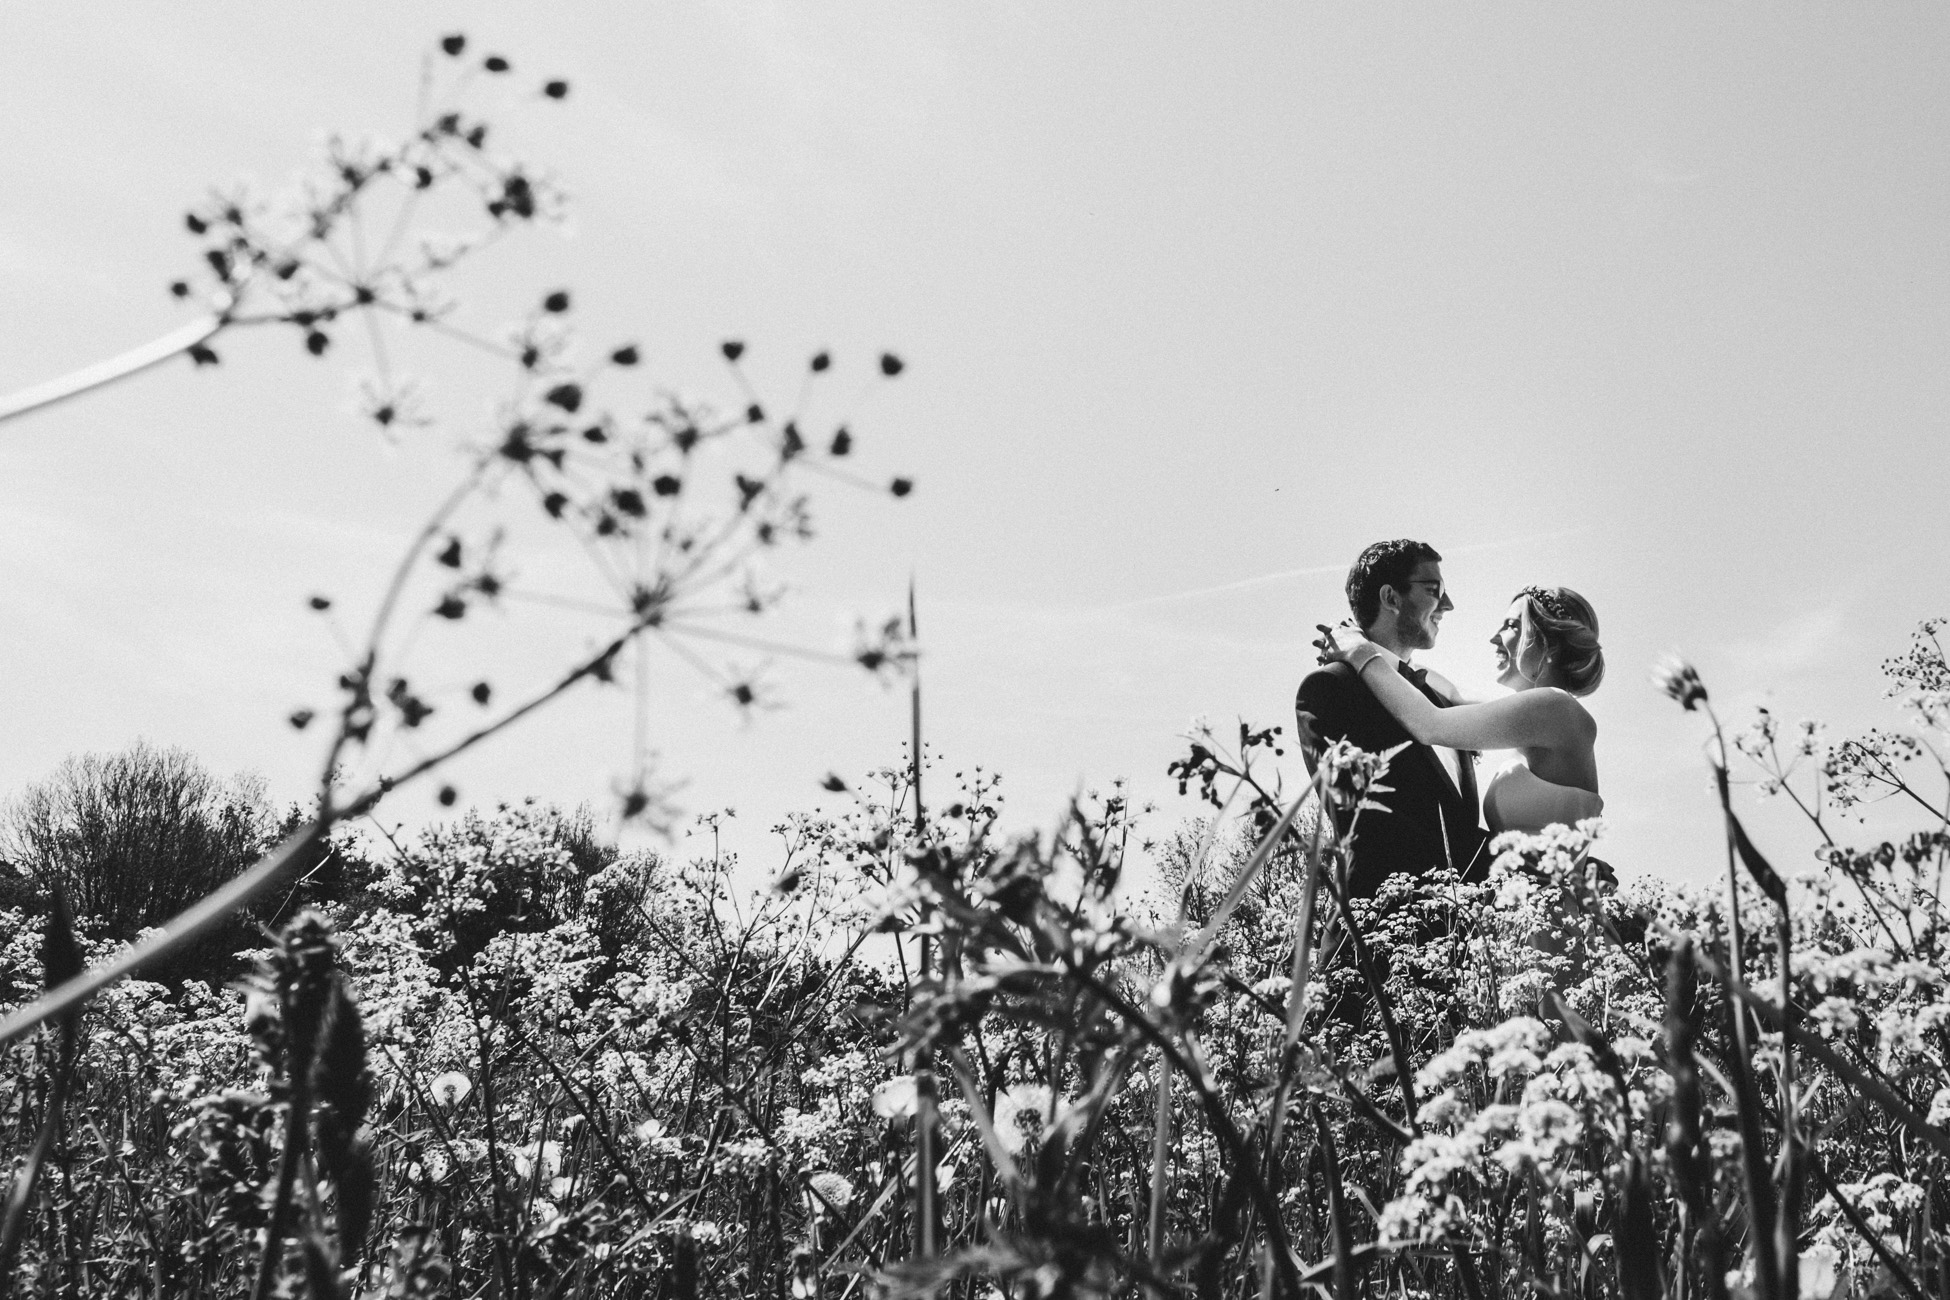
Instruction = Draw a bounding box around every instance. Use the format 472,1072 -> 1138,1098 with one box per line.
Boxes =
1295,539 -> 1487,897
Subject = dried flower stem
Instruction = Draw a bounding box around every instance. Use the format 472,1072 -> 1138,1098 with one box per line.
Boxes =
0,312 -> 226,427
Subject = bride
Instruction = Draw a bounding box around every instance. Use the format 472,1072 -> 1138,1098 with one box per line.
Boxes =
1321,587 -> 1605,836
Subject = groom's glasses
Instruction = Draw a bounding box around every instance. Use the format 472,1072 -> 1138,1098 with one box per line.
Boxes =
1403,579 -> 1448,603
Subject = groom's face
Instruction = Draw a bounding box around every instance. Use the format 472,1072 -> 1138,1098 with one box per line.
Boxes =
1391,560 -> 1451,651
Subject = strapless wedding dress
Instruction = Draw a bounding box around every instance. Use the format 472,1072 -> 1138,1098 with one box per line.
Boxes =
1483,763 -> 1603,835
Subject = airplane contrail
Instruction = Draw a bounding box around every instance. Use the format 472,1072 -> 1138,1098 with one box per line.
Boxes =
1099,527 -> 1592,611
1103,562 -> 1348,610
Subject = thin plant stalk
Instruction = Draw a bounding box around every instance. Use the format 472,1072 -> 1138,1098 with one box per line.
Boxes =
0,312 -> 226,427
1312,1104 -> 1355,1300
0,887 -> 83,1285
1665,940 -> 1732,1300
1145,1055 -> 1171,1266
1718,962 -> 1783,1300
1702,704 -> 1748,991
904,580 -> 937,1262
1265,800 -> 1327,1165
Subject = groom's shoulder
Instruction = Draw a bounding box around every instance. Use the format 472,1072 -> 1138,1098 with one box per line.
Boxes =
1298,660 -> 1361,687
1296,660 -> 1364,705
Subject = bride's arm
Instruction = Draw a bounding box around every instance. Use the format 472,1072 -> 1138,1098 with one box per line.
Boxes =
1420,668 -> 1479,706
1321,631 -> 1590,752
1360,664 -> 1586,750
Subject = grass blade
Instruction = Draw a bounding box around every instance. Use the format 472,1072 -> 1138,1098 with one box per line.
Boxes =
1718,771 -> 1788,906
1312,1103 -> 1356,1300
1615,1153 -> 1663,1300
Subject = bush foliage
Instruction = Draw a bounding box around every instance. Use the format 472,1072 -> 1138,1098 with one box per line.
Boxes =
1,621 -> 1946,1300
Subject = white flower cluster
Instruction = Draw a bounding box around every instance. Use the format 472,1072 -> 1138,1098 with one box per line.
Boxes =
1808,1171 -> 1926,1277
1381,1017 -> 1628,1248
1795,945 -> 1950,1067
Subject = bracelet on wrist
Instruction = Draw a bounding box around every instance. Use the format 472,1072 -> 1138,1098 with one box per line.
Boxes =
1353,646 -> 1400,676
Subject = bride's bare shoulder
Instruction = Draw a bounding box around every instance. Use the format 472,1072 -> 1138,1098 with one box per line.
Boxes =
1539,687 -> 1597,736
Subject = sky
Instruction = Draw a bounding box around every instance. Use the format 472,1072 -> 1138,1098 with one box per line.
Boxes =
2,4 -> 1946,889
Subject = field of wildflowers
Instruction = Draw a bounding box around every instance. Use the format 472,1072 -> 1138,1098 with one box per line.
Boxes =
5,32 -> 1949,1300
1,617 -> 1947,1299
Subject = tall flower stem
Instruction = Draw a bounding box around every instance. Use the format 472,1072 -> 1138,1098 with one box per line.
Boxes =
0,311 -> 227,428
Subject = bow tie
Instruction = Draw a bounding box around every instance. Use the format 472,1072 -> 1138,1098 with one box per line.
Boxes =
1398,662 -> 1429,690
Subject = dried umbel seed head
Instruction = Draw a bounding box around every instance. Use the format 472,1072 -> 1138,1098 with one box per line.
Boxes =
1652,656 -> 1708,712
270,912 -> 342,1084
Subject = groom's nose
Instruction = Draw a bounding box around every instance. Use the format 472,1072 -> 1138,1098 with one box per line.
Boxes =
1437,590 -> 1454,613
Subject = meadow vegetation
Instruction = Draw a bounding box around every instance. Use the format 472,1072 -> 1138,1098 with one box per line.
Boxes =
1,620 -> 1947,1299
5,33 -> 1950,1300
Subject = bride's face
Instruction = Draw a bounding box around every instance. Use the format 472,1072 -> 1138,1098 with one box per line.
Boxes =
1491,599 -> 1538,689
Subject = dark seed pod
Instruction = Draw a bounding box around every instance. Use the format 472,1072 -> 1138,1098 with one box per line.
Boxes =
309,981 -> 372,1177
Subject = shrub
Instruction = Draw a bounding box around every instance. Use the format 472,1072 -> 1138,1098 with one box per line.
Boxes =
1,741 -> 275,984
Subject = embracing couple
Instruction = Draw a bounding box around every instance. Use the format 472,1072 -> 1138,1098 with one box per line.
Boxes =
1296,538 -> 1606,899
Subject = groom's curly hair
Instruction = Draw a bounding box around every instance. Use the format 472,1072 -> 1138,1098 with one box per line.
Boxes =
1347,539 -> 1442,629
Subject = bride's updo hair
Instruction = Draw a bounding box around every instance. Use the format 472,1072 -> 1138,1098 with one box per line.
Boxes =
1518,586 -> 1604,697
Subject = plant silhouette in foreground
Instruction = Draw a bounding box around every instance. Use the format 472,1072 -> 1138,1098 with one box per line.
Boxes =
0,33 -> 911,1297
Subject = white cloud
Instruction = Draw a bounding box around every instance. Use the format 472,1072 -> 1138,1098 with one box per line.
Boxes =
1721,603 -> 1852,685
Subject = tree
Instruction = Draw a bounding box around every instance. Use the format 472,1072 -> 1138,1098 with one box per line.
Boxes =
2,741 -> 275,983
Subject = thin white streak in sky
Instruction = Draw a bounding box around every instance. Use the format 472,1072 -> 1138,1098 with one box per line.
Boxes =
1099,527 -> 1592,612
1102,562 -> 1348,611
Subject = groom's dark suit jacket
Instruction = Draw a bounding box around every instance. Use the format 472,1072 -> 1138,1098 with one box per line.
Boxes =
1295,661 -> 1488,898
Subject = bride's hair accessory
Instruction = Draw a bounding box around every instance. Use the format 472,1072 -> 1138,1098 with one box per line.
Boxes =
1518,586 -> 1573,622
1514,586 -> 1606,697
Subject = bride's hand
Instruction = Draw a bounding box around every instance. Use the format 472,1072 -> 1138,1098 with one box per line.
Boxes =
1312,622 -> 1376,666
